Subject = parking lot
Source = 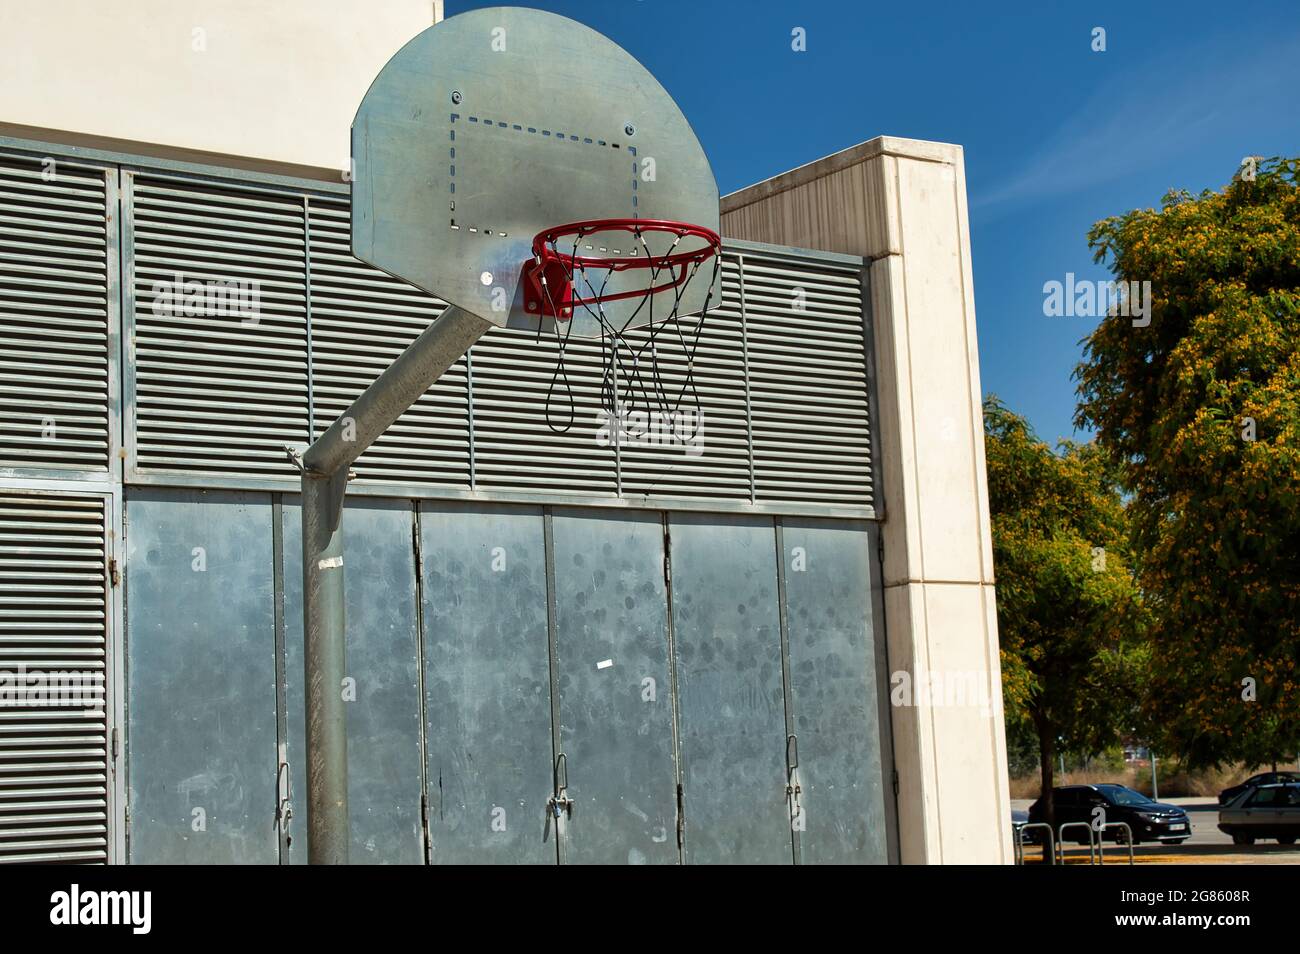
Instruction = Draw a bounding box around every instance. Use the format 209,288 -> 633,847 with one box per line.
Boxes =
1011,798 -> 1300,865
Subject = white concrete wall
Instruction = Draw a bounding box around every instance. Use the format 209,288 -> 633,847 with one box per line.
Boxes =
723,136 -> 1012,864
0,0 -> 441,175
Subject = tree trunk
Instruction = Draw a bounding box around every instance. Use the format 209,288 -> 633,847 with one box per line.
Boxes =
1034,710 -> 1056,864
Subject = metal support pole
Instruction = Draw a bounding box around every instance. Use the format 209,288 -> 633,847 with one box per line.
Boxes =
298,306 -> 492,864
302,307 -> 492,476
302,467 -> 349,864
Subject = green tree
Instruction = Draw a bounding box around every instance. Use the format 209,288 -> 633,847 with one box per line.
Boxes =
985,397 -> 1148,829
1076,158 -> 1300,769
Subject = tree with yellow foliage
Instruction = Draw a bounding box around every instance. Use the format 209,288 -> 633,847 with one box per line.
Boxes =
1076,157 -> 1300,769
985,397 -> 1148,827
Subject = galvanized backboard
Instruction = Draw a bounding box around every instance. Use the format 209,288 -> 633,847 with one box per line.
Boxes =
352,6 -> 720,338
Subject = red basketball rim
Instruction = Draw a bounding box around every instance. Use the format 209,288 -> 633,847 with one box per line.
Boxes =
524,217 -> 721,317
532,218 -> 721,273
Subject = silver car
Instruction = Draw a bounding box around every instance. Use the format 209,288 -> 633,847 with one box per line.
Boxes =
1217,782 -> 1300,846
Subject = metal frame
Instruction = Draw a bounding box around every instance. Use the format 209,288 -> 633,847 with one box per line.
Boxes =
736,251 -> 756,505
105,484 -> 126,865
658,512 -> 686,864
0,134 -> 349,198
866,521 -> 901,862
270,496 -> 292,863
117,470 -> 879,519
859,258 -> 885,520
540,506 -> 566,865
119,169 -> 139,488
772,518 -> 800,862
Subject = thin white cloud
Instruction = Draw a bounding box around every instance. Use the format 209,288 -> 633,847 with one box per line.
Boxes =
974,29 -> 1300,212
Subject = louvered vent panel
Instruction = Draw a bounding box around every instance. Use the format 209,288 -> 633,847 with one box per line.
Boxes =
132,175 -> 309,476
124,171 -> 875,508
0,494 -> 109,864
308,199 -> 470,486
0,156 -> 110,471
471,328 -> 617,493
743,255 -> 873,505
618,255 -> 750,499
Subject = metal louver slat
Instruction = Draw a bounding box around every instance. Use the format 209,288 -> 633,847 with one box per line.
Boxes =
470,328 -> 616,493
308,199 -> 471,486
744,254 -> 873,506
618,255 -> 751,500
132,174 -> 309,477
0,494 -> 109,864
0,156 -> 111,472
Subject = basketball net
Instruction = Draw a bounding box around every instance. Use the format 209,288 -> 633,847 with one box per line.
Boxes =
532,222 -> 722,450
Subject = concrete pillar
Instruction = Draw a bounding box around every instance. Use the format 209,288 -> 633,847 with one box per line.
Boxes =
722,136 -> 1012,863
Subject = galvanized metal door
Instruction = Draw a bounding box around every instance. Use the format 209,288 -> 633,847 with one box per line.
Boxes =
550,509 -> 677,865
668,513 -> 792,864
779,517 -> 892,863
419,502 -> 555,864
125,489 -> 278,864
282,497 -> 424,864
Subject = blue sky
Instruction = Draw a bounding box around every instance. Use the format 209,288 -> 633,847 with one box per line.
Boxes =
452,0 -> 1300,444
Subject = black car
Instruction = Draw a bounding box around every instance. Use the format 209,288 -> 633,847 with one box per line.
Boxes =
1028,784 -> 1190,845
1218,772 -> 1300,806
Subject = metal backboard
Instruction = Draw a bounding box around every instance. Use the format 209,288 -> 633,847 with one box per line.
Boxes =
352,6 -> 720,338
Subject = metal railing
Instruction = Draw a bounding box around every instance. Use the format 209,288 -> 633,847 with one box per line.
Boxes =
1056,822 -> 1099,865
1013,822 -> 1055,865
1099,822 -> 1135,865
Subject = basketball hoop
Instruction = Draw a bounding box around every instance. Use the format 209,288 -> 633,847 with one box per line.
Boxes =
524,218 -> 721,319
522,218 -> 723,433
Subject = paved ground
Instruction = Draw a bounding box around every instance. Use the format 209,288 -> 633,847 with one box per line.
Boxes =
1011,797 -> 1300,865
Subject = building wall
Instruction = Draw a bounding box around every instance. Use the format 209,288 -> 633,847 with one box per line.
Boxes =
0,1 -> 1006,863
0,135 -> 894,864
0,0 -> 442,177
723,136 -> 1013,864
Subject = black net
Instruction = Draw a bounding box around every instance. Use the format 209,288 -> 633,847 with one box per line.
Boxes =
534,223 -> 722,445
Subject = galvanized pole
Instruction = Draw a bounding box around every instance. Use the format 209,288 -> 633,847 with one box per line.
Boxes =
297,306 -> 492,864
302,468 -> 349,864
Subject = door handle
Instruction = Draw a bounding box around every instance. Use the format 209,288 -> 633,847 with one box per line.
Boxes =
785,734 -> 802,824
544,752 -> 573,842
274,743 -> 293,836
